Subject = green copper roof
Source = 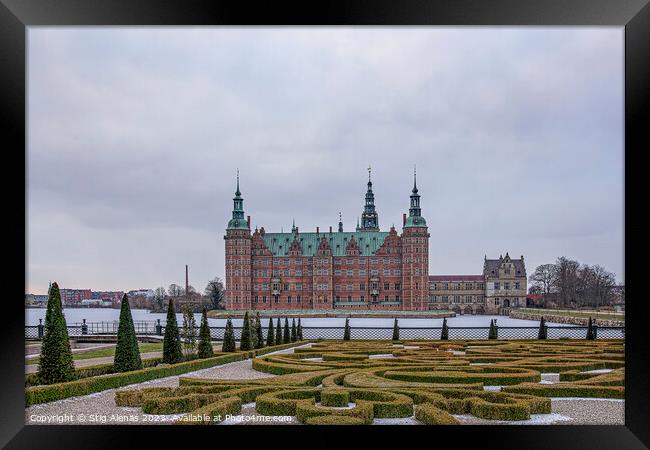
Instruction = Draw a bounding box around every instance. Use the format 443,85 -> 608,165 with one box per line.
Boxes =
262,231 -> 389,257
404,215 -> 427,227
227,218 -> 249,230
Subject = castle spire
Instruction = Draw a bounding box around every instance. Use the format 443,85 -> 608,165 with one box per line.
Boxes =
227,170 -> 248,230
412,165 -> 418,193
338,212 -> 343,232
404,167 -> 427,228
360,167 -> 379,231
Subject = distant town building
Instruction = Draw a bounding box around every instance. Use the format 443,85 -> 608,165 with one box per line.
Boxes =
60,289 -> 92,306
25,294 -> 48,306
80,299 -> 112,307
127,289 -> 155,299
92,291 -> 125,304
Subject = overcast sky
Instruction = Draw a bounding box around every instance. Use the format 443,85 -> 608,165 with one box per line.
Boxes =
27,27 -> 624,294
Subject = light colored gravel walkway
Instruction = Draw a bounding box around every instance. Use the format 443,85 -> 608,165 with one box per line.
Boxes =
25,344 -> 311,425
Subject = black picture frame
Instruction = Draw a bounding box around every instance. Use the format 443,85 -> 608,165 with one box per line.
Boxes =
1,0 -> 647,448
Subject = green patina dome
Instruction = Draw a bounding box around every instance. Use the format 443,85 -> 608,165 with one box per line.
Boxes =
404,215 -> 427,227
227,218 -> 249,230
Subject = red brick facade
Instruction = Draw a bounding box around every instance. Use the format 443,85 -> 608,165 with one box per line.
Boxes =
224,171 -> 430,311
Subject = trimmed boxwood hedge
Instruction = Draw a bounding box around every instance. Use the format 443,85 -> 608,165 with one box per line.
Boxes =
321,388 -> 350,407
348,389 -> 414,418
305,415 -> 366,425
255,389 -> 321,416
295,398 -> 374,425
502,383 -> 625,399
26,352 -> 246,406
175,396 -> 242,425
415,403 -> 459,425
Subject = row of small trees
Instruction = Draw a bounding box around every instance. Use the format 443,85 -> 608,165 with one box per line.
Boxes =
220,313 -> 304,352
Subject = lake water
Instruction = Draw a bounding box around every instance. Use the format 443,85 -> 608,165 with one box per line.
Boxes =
25,308 -> 574,328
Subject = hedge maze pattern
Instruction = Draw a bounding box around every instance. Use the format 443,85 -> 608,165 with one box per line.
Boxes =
115,340 -> 624,425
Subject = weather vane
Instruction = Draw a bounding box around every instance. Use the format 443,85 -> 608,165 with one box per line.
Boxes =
367,165 -> 371,182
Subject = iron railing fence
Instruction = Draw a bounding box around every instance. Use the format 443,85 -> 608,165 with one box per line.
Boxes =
25,321 -> 625,341
26,322 -> 623,341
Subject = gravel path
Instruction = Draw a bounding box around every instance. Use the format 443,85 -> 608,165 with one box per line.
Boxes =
25,344 -> 310,425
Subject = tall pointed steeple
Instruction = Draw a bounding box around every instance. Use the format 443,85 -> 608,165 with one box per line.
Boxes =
338,212 -> 343,232
227,169 -> 248,230
404,165 -> 427,228
359,166 -> 380,231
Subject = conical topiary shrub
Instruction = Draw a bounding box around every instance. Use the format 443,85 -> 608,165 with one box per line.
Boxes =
222,318 -> 236,352
343,318 -> 351,341
283,318 -> 290,344
537,317 -> 547,340
249,313 -> 258,349
586,317 -> 595,340
38,282 -> 75,384
255,312 -> 265,349
291,318 -> 297,342
392,318 -> 399,341
488,319 -> 498,340
440,317 -> 449,340
240,312 -> 252,351
297,318 -> 303,341
275,318 -> 282,345
266,318 -> 275,346
162,298 -> 183,364
114,294 -> 142,372
197,308 -> 213,358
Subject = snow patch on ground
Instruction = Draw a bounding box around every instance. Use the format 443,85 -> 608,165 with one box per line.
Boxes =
581,369 -> 613,374
302,357 -> 323,361
483,386 -> 502,391
315,402 -> 356,410
470,363 -> 495,366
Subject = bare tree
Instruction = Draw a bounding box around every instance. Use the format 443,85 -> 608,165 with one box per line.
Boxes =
153,287 -> 166,311
528,264 -> 557,300
554,257 -> 580,308
168,284 -> 183,297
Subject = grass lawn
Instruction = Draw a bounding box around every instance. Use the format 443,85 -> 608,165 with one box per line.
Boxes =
26,342 -> 165,365
517,308 -> 624,322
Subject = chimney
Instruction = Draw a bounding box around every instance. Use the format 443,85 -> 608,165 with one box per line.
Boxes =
329,226 -> 332,233
185,265 -> 189,297
402,213 -> 406,226
247,215 -> 251,228
316,226 -> 320,234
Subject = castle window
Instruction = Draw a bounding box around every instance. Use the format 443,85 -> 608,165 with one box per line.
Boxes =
494,282 -> 500,290
360,283 -> 366,290
395,283 -> 401,290
348,295 -> 352,301
360,295 -> 365,302
384,283 -> 389,290
347,270 -> 353,276
515,282 -> 521,289
504,282 -> 510,290
297,295 -> 301,302
385,295 -> 389,302
495,298 -> 500,305
287,296 -> 292,304
395,295 -> 400,302
254,296 -> 258,303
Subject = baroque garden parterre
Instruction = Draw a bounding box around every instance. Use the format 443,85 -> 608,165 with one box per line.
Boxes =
114,339 -> 624,425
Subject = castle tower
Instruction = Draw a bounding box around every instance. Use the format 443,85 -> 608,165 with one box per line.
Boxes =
224,170 -> 252,310
401,167 -> 430,311
359,166 -> 380,231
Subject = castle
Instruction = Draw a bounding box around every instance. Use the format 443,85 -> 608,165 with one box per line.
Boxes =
224,170 -> 526,314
